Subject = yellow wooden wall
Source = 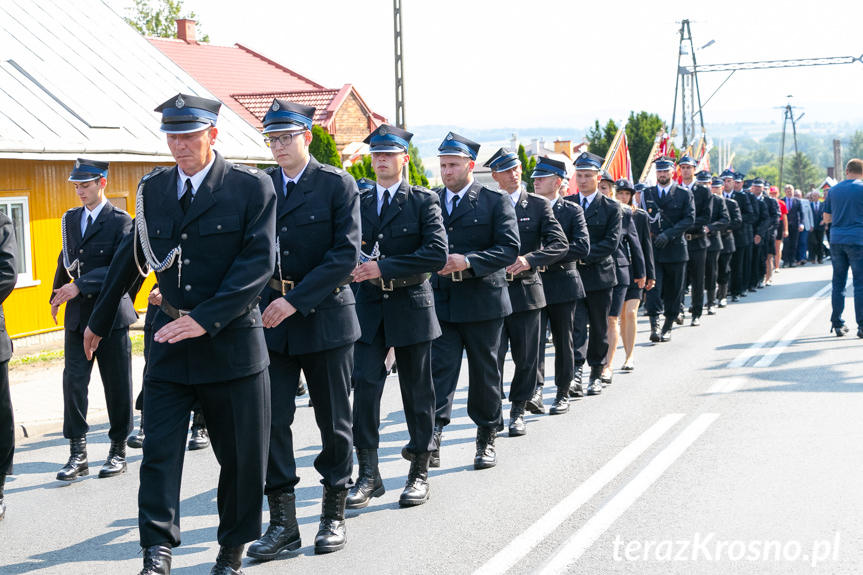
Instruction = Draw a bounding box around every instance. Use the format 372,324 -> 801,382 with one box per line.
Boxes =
0,159 -> 168,339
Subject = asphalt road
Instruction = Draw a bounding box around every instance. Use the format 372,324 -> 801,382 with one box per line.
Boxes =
3,261 -> 861,575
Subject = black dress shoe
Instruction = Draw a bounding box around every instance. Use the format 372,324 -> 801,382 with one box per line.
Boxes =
508,401 -> 527,437
718,298 -> 727,308
473,427 -> 497,470
691,316 -> 701,327
549,388 -> 570,415
600,371 -> 612,386
649,316 -> 661,342
188,410 -> 210,451
138,544 -> 172,575
675,313 -> 685,325
315,485 -> 347,554
247,491 -> 301,561
399,452 -> 431,506
403,423 -> 443,468
0,473 -> 7,522
99,440 -> 127,478
706,306 -> 716,315
346,449 -> 384,509
660,321 -> 673,342
731,295 -> 739,302
586,366 -> 603,396
296,379 -> 307,397
57,437 -> 88,481
525,386 -> 545,414
833,325 -> 849,337
210,545 -> 244,575
858,327 -> 863,339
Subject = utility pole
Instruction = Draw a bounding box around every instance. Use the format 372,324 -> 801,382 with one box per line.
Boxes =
670,20 -> 706,150
393,0 -> 406,130
778,101 -> 803,191
833,139 -> 842,180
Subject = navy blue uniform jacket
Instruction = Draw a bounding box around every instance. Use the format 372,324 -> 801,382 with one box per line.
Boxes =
642,182 -> 695,263
542,199 -> 589,304
431,180 -> 519,323
355,180 -> 448,347
565,193 -> 622,291
88,152 -> 276,385
261,158 -> 361,355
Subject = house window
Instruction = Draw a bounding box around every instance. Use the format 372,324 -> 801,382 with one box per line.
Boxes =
0,196 -> 38,288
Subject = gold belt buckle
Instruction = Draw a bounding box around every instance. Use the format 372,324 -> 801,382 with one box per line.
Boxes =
536,266 -> 547,273
506,272 -> 515,282
178,309 -> 191,317
381,279 -> 394,292
281,280 -> 295,295
450,270 -> 463,282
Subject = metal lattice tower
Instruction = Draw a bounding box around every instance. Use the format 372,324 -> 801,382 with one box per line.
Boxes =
393,0 -> 406,130
670,20 -> 706,150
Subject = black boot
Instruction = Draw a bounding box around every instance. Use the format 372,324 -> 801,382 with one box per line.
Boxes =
346,448 -> 384,509
404,423 -> 443,468
399,452 -> 431,506
296,376 -> 307,397
549,386 -> 570,415
661,318 -> 674,342
127,414 -> 144,449
569,363 -> 584,398
508,401 -> 527,437
314,484 -> 347,554
586,365 -> 603,395
188,409 -> 210,451
56,437 -> 88,481
474,427 -> 497,470
649,315 -> 661,342
0,474 -> 6,522
99,440 -> 127,478
247,490 -> 301,561
525,386 -> 545,414
210,545 -> 244,575
138,544 -> 172,575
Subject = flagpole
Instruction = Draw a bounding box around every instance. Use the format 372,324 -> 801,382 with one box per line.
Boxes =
601,127 -> 624,171
638,129 -> 663,183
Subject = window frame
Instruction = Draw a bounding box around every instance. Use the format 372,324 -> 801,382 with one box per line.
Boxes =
0,195 -> 39,288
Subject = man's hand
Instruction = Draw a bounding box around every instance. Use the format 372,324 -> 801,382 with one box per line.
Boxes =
51,304 -> 60,325
352,261 -> 382,283
261,298 -> 297,329
783,229 -> 789,238
646,279 -> 656,291
154,315 -> 206,344
440,254 -> 468,276
635,277 -> 646,289
148,286 -> 162,306
798,223 -> 805,232
654,232 -> 671,249
51,283 -> 80,306
754,235 -> 762,245
83,327 -> 102,361
506,256 -> 531,275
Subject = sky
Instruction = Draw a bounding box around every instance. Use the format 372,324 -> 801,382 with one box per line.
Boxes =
105,0 -> 863,138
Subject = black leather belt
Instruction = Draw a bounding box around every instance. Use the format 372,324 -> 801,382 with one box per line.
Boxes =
160,299 -> 191,320
268,275 -> 351,295
541,262 -> 578,272
506,270 -> 539,282
685,232 -> 705,240
441,268 -> 476,282
368,273 -> 430,292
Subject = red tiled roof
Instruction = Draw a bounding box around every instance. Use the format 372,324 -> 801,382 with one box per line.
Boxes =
148,38 -> 324,126
234,89 -> 341,126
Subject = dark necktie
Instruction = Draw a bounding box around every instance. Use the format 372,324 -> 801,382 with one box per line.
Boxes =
582,197 -> 588,210
180,179 -> 193,215
84,214 -> 93,236
285,180 -> 296,198
450,194 -> 460,215
379,189 -> 391,220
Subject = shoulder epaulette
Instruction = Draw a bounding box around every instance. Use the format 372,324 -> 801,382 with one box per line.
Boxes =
140,165 -> 170,184
232,164 -> 265,177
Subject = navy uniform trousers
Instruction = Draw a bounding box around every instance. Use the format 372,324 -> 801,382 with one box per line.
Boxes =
0,212 -> 17,477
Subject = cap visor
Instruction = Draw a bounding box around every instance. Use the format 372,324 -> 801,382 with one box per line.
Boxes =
160,121 -> 213,134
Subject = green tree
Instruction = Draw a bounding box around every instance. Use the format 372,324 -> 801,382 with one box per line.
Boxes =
407,142 -> 429,187
516,145 -> 536,194
844,130 -> 863,168
587,119 -> 618,159
125,0 -> 210,42
625,111 -> 665,178
309,125 -> 342,168
783,152 -> 823,191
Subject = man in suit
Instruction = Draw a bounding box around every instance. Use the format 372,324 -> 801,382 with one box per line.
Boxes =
797,189 -> 813,265
0,211 -> 17,522
679,164 -> 713,326
642,156 -> 695,342
705,178 -> 731,315
431,132 -> 519,470
485,148 -> 566,434
84,94 -> 276,575
346,125 -> 447,509
716,177 -> 741,308
808,191 -> 825,263
50,159 -> 136,482
533,158 -> 589,415
725,171 -> 754,301
782,184 -> 804,267
749,179 -> 775,289
565,152 -> 622,393
247,100 -> 360,560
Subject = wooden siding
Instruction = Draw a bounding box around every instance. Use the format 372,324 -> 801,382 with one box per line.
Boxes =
0,159 -> 166,339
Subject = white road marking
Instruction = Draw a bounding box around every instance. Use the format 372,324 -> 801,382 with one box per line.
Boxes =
536,413 -> 720,575
472,414 -> 685,575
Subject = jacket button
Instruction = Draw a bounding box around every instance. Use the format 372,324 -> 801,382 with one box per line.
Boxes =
449,244 -> 454,249
183,259 -> 190,265
281,227 -> 287,232
214,322 -> 221,328
156,230 -> 160,235
402,228 -> 408,232
380,255 -> 386,258
250,318 -> 255,325
448,227 -> 453,232
378,233 -> 384,239
79,249 -> 84,253
310,308 -> 316,313
283,250 -> 289,256
185,285 -> 191,291
216,224 -> 222,230
181,233 -> 188,240
87,294 -> 93,298
310,215 -> 315,220
474,219 -> 478,222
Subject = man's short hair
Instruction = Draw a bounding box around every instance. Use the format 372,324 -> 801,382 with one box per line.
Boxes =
846,158 -> 863,175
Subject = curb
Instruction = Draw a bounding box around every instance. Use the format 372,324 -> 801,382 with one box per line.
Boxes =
15,408 -> 112,441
